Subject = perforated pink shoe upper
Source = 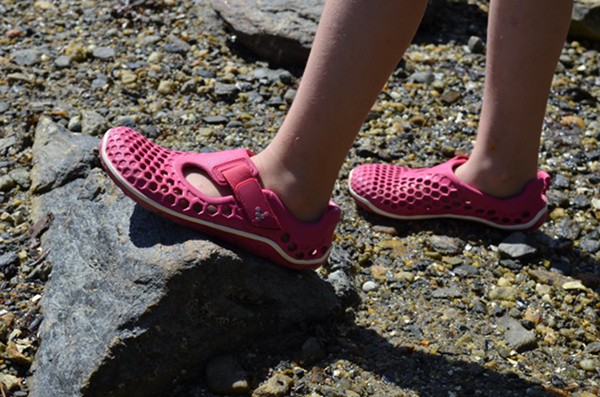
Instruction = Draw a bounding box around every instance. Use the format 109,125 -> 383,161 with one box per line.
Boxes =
349,157 -> 550,230
100,127 -> 341,268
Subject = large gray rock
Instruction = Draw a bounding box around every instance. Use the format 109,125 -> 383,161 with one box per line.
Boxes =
570,0 -> 600,41
209,0 -> 446,66
210,0 -> 322,66
28,119 -> 340,396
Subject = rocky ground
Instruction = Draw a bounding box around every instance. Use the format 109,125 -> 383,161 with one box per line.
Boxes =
0,0 -> 599,396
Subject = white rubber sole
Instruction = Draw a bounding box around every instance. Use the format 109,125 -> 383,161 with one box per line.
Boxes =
100,135 -> 331,268
347,168 -> 547,231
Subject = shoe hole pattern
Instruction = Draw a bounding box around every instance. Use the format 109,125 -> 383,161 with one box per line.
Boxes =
105,127 -> 329,260
351,163 -> 543,226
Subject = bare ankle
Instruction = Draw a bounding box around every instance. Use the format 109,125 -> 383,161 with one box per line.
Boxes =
454,161 -> 536,198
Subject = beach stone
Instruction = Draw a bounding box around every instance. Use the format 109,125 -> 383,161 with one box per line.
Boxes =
467,35 -> 485,54
408,71 -> 435,84
205,356 -> 250,395
54,55 -> 71,68
570,0 -> 600,41
432,286 -> 463,299
92,46 -> 115,60
80,110 -> 107,136
28,118 -> 340,397
252,373 -> 293,397
498,232 -> 537,259
428,235 -> 465,254
362,281 -> 378,292
30,117 -> 99,194
11,48 -> 42,66
210,0 -> 322,66
498,315 -> 538,353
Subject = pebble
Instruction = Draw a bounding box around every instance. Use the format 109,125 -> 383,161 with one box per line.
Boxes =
498,232 -> 537,259
585,341 -> 600,354
11,48 -> 41,66
80,110 -> 107,136
467,35 -> 485,54
0,252 -> 19,268
54,55 -> 71,68
164,35 -> 190,54
579,359 -> 597,372
408,71 -> 435,84
431,286 -> 463,299
428,235 -> 465,254
203,115 -> 228,125
205,355 -> 250,395
562,280 -> 587,291
252,373 -> 293,397
92,46 -> 115,60
361,281 -> 378,292
488,287 -> 518,301
0,373 -> 20,390
157,80 -> 175,95
440,89 -> 462,104
499,316 -> 537,353
0,102 -> 8,114
68,115 -> 82,132
0,175 -> 16,192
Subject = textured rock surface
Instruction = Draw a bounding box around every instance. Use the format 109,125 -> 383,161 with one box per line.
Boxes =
210,0 -> 323,66
209,0 -> 446,66
570,0 -> 600,41
28,119 -> 340,397
30,117 -> 99,194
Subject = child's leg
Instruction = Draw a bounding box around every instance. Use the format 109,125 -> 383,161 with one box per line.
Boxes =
187,0 -> 429,221
455,0 -> 574,198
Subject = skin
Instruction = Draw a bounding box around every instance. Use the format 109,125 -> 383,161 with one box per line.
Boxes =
187,0 -> 574,222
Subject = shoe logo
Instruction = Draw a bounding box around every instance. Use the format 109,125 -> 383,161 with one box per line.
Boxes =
255,206 -> 269,222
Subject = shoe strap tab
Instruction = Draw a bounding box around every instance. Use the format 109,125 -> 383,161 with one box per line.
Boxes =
221,165 -> 281,230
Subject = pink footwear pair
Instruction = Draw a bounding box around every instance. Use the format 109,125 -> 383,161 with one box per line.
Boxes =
100,128 -> 550,269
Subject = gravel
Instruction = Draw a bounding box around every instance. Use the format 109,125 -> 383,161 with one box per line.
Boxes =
0,0 -> 598,396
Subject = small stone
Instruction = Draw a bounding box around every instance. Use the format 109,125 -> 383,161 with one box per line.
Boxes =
64,42 -> 88,62
488,287 -> 518,301
592,198 -> 600,210
164,35 -> 191,54
408,71 -> 434,84
121,70 -> 137,84
440,89 -> 462,104
549,207 -> 567,221
213,83 -> 239,101
562,280 -> 587,291
203,116 -> 228,125
205,355 -> 250,395
34,1 -> 54,10
432,286 -> 463,299
467,35 -> 485,54
523,308 -> 541,325
585,341 -> 600,354
12,48 -> 41,66
6,29 -> 25,39
0,175 -> 16,192
362,281 -> 378,292
0,373 -> 20,391
92,47 -> 115,60
0,102 -> 8,114
428,235 -> 465,254
393,271 -> 415,282
68,115 -> 82,132
157,80 -> 175,95
54,55 -> 71,68
0,252 -> 19,268
80,110 -> 107,136
572,194 -> 590,209
498,316 -> 537,353
301,337 -> 326,365
553,174 -> 570,189
579,359 -> 597,372
6,341 -> 32,365
369,265 -> 388,281
326,270 -> 355,300
252,373 -> 293,397
8,168 -> 30,189
498,232 -> 537,259
372,225 -> 397,236
453,265 -> 479,277
147,51 -> 163,63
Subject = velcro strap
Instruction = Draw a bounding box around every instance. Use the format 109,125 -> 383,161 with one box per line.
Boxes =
221,165 -> 281,230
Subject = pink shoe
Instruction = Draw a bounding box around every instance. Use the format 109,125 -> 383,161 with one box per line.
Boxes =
99,127 -> 341,269
349,156 -> 550,231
